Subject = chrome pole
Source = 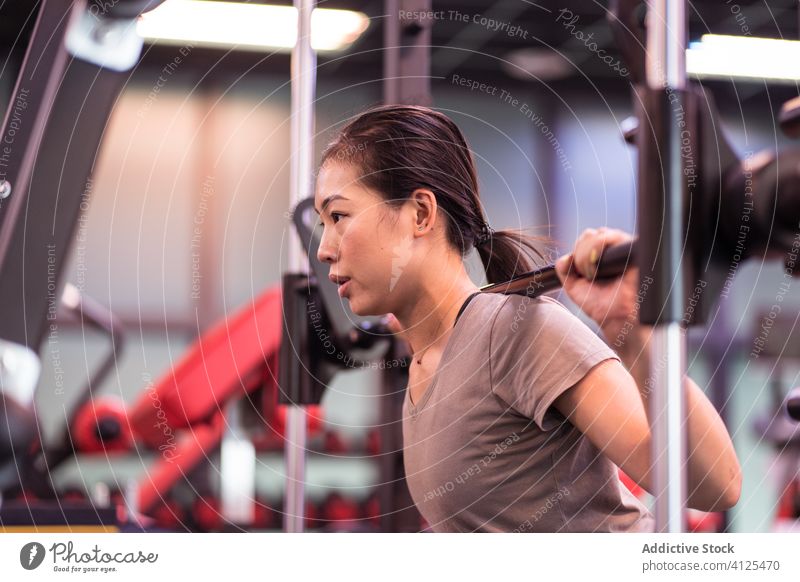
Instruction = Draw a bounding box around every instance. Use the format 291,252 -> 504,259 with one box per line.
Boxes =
284,0 -> 316,533
645,0 -> 688,532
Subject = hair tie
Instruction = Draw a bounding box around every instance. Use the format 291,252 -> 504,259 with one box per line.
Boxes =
475,222 -> 494,247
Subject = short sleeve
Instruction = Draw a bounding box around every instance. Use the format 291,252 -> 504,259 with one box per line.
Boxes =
489,294 -> 621,431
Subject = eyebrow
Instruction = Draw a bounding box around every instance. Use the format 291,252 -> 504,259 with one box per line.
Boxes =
313,194 -> 349,215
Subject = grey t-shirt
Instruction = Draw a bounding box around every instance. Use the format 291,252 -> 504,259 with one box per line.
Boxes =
402,292 -> 655,532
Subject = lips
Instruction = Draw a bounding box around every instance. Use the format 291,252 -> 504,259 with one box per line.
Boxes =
329,274 -> 352,297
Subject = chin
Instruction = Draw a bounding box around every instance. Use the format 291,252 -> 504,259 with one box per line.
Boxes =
348,301 -> 372,317
347,295 -> 382,317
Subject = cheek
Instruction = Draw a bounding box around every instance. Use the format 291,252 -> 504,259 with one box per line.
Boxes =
342,222 -> 397,280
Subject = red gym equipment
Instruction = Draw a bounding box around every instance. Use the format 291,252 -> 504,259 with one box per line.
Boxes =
57,284 -> 327,529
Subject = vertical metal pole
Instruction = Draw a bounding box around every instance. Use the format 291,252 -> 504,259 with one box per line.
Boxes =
284,0 -> 316,533
645,0 -> 687,532
381,0 -> 432,532
383,0 -> 432,106
383,0 -> 399,104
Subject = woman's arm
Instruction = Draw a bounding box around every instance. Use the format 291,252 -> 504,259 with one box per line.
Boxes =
614,324 -> 741,511
552,227 -> 742,512
552,348 -> 742,512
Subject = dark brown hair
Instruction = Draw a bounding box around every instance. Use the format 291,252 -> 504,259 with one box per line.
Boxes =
320,104 -> 553,284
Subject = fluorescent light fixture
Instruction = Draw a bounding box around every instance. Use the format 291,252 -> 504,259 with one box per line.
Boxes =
687,34 -> 800,83
137,0 -> 369,53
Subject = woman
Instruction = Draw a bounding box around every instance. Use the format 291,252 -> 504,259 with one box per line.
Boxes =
313,104 -> 741,532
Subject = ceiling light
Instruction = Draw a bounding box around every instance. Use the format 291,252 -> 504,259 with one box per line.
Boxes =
687,34 -> 800,83
137,0 -> 369,53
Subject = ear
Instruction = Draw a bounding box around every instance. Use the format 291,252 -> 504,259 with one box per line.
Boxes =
409,188 -> 438,235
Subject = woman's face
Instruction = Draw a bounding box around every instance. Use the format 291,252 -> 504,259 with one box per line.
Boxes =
314,162 -> 422,316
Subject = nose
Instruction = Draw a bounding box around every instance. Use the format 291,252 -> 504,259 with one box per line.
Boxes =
317,227 -> 338,264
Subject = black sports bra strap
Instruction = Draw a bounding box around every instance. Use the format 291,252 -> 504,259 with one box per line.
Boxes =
454,291 -> 481,327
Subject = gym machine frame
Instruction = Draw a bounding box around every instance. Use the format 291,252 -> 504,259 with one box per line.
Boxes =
279,0 -> 434,532
0,0 -> 166,500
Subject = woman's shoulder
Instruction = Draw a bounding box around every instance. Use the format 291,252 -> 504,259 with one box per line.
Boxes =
490,292 -> 578,331
463,293 -> 593,346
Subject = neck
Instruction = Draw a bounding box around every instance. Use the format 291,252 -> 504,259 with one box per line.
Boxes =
393,261 -> 479,361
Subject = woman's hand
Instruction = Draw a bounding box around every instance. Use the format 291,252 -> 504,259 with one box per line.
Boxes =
553,227 -> 642,349
554,228 -> 743,510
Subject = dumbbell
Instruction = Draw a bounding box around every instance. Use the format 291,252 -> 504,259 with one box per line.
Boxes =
10,489 -> 38,503
60,486 -> 88,502
150,498 -> 186,530
776,479 -> 800,519
322,492 -> 361,528
362,493 -> 381,528
72,397 -> 133,453
304,500 -> 321,530
272,498 -> 323,530
788,387 -> 800,421
323,430 -> 347,454
365,429 -> 381,457
108,488 -> 129,524
252,499 -> 278,530
191,495 -> 223,532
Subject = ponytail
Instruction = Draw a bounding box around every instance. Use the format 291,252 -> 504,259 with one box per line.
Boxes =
475,228 -> 554,285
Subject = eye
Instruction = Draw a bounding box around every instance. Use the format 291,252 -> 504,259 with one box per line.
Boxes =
330,212 -> 345,224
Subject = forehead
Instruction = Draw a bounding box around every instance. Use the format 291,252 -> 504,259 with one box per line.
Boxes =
316,162 -> 360,192
314,163 -> 373,211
